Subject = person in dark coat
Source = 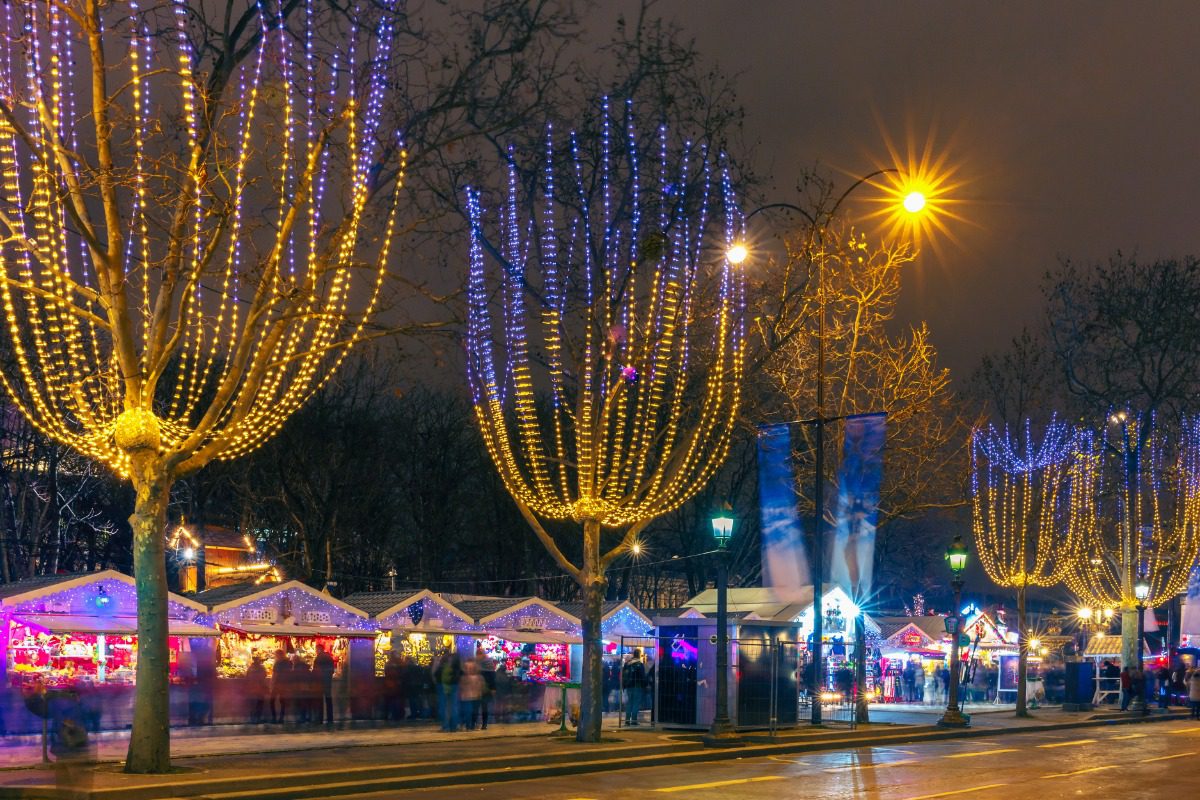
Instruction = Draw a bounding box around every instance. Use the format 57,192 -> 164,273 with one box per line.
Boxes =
245,656 -> 269,724
312,646 -> 337,725
270,650 -> 289,722
383,652 -> 404,721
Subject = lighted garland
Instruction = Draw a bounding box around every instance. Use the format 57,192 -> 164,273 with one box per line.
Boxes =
0,1 -> 405,478
1063,413 -> 1200,608
971,418 -> 1075,591
464,100 -> 745,528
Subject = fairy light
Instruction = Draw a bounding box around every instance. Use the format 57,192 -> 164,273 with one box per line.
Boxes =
0,2 -> 405,478
464,103 -> 745,530
971,419 -> 1075,592
1063,412 -> 1200,608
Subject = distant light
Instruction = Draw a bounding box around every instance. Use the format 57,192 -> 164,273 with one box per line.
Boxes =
631,542 -> 642,556
726,243 -> 748,265
182,547 -> 196,562
902,191 -> 926,214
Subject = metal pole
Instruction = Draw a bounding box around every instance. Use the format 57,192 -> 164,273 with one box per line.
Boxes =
938,577 -> 969,727
811,248 -> 825,726
704,549 -> 740,745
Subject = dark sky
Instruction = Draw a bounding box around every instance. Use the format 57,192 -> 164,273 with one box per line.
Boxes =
598,1 -> 1200,383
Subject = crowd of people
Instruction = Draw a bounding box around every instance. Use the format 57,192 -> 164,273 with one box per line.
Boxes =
241,646 -> 337,725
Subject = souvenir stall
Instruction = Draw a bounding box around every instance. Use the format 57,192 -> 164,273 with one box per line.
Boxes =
454,597 -> 582,721
875,618 -> 949,703
352,589 -> 477,674
0,570 -> 216,733
198,580 -> 377,720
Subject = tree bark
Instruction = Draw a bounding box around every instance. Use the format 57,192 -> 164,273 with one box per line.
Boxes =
1015,585 -> 1029,717
577,519 -> 606,743
1120,606 -> 1139,670
124,466 -> 173,774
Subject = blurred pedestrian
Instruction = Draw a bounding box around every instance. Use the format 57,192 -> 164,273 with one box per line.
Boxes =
246,656 -> 268,724
459,655 -> 483,730
622,649 -> 647,726
1188,667 -> 1200,719
403,654 -> 426,719
477,646 -> 496,730
313,646 -> 336,725
1120,666 -> 1133,711
434,652 -> 462,731
270,649 -> 289,723
383,652 -> 404,721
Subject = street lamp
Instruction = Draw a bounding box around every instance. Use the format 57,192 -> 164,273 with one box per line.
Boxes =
938,535 -> 970,728
1134,579 -> 1150,672
704,502 -> 741,747
740,167 -> 930,725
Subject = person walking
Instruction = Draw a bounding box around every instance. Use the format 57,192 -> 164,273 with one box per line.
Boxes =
1185,666 -> 1200,719
270,649 -> 289,723
476,646 -> 497,730
383,652 -> 404,721
245,656 -> 268,724
622,649 -> 647,726
1120,665 -> 1133,711
313,646 -> 336,725
434,652 -> 462,731
459,655 -> 484,730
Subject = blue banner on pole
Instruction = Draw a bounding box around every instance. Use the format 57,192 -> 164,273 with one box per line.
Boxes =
757,423 -> 809,591
829,412 -> 887,597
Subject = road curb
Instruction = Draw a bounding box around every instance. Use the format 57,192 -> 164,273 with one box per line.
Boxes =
0,712 -> 1189,799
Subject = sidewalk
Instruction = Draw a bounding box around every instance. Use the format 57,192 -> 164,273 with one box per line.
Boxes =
0,706 -> 1188,800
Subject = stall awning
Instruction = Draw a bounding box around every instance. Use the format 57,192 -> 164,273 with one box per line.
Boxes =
219,622 -> 377,638
470,628 -> 581,645
12,614 -> 218,637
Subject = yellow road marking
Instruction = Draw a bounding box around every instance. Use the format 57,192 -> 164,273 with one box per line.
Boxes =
653,776 -> 784,793
1168,726 -> 1200,734
824,758 -> 917,773
1043,765 -> 1118,779
945,748 -> 1018,758
1110,732 -> 1146,740
1141,751 -> 1197,763
1037,738 -> 1096,748
903,784 -> 1009,800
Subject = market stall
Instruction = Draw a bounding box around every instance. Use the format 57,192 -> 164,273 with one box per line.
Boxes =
197,580 -> 377,720
875,618 -> 950,703
347,589 -> 477,674
0,570 -> 216,733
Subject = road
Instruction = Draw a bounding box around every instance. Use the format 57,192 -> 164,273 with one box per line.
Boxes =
360,719 -> 1200,800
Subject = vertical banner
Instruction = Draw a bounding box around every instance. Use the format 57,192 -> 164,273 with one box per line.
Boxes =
829,412 -> 887,597
757,423 -> 809,592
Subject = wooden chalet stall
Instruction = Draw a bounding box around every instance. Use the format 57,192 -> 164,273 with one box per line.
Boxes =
197,580 -> 377,721
0,570 -> 216,732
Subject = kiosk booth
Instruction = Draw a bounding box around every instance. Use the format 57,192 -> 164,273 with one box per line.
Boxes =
0,570 -> 216,732
197,580 -> 377,720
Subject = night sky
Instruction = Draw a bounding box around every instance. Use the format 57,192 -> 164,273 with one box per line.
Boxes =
603,1 -> 1200,383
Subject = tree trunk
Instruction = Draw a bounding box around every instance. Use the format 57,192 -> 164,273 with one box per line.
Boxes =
1015,585 -> 1029,717
1120,606 -> 1139,670
124,469 -> 173,774
577,519 -> 606,743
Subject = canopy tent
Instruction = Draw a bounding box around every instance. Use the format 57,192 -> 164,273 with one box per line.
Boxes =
14,614 -> 216,638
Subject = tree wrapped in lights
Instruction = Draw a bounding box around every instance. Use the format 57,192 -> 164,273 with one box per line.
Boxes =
971,419 -> 1074,716
0,1 -> 404,772
1064,413 -> 1200,669
465,103 -> 744,742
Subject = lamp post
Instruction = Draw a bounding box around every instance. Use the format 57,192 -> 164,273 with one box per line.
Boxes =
1134,579 -> 1150,672
704,503 -> 741,746
735,169 -> 925,725
939,535 -> 970,728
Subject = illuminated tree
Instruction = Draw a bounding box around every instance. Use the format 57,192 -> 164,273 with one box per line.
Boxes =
0,1 -> 404,772
971,420 -> 1074,716
465,103 -> 745,742
1064,413 -> 1200,668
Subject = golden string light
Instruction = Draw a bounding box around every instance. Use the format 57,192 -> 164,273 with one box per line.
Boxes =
465,103 -> 745,530
1063,414 -> 1200,609
0,1 -> 405,480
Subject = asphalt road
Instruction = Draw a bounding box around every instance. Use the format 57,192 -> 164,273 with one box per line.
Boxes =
361,719 -> 1200,800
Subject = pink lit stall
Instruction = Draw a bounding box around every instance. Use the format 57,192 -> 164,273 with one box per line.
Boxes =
0,570 -> 217,733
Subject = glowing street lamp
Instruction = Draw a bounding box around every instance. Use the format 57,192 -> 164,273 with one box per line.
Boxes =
1134,578 -> 1150,675
725,243 -> 749,265
704,502 -> 740,746
902,191 -> 926,214
939,534 -> 970,728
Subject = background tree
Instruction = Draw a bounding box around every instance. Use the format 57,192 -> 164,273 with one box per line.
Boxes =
0,2 -> 406,772
1064,414 -> 1200,668
971,420 -> 1074,716
464,106 -> 745,742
